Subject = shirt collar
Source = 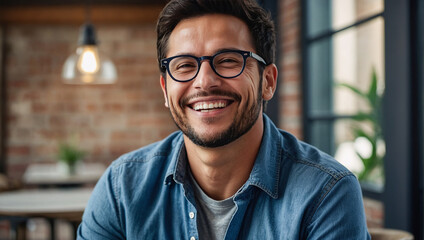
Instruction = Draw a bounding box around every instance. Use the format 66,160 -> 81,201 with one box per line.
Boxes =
164,133 -> 187,185
243,114 -> 282,199
164,114 -> 282,199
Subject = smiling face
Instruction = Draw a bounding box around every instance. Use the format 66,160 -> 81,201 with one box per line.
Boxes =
160,14 -> 269,148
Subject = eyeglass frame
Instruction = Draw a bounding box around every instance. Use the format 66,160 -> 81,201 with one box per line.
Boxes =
160,49 -> 267,82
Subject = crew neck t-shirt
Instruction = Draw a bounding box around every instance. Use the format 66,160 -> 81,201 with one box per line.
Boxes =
189,172 -> 237,240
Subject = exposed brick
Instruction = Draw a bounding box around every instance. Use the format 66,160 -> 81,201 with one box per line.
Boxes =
363,197 -> 384,228
0,22 -> 173,182
7,145 -> 31,156
102,103 -> 126,113
32,102 -> 49,113
85,103 -> 101,113
127,103 -> 150,113
6,162 -> 29,179
37,129 -> 67,140
111,130 -> 142,142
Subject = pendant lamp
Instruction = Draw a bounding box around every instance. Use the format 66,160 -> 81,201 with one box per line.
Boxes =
62,5 -> 117,84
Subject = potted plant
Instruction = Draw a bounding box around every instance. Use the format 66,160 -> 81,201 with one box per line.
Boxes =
57,140 -> 86,175
337,68 -> 384,185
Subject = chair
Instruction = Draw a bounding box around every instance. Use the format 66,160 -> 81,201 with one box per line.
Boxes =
0,174 -> 25,239
0,174 -> 21,193
369,228 -> 414,240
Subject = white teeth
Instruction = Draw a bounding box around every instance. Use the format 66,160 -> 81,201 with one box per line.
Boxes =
192,101 -> 227,111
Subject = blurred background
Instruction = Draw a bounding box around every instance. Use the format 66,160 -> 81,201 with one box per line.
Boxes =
0,0 -> 422,239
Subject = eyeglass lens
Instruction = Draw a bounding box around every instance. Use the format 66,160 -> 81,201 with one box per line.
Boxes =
168,52 -> 245,81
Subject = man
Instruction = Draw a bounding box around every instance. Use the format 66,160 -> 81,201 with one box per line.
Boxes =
78,0 -> 370,239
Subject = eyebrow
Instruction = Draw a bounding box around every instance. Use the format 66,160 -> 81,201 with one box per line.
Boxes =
170,47 -> 244,57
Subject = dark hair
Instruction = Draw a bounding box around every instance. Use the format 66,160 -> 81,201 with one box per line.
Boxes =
156,0 -> 276,75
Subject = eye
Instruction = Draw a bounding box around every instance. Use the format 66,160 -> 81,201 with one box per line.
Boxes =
170,57 -> 198,73
217,57 -> 239,64
214,55 -> 243,69
215,52 -> 243,65
176,62 -> 196,70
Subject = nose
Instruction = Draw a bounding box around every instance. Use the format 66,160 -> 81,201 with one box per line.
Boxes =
192,60 -> 221,90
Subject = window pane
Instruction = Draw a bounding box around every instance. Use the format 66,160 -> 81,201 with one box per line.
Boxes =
334,119 -> 385,187
307,0 -> 384,38
307,38 -> 333,115
306,0 -> 385,189
332,0 -> 384,30
307,0 -> 331,38
333,17 -> 384,115
309,120 -> 334,155
308,18 -> 384,117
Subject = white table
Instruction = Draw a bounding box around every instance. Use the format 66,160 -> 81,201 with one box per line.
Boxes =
23,163 -> 106,187
0,188 -> 92,218
0,188 -> 93,240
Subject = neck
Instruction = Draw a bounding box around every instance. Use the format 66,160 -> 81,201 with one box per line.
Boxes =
185,115 -> 264,200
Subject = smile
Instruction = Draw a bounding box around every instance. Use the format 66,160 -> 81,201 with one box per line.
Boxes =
190,100 -> 231,112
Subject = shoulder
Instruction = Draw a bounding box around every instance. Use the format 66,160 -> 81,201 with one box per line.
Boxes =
103,131 -> 184,186
279,129 -> 353,181
93,131 -> 184,205
111,131 -> 183,167
276,130 -> 367,235
262,115 -> 352,182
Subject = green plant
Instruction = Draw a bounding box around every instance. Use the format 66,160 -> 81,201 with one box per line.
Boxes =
57,140 -> 85,174
337,68 -> 384,182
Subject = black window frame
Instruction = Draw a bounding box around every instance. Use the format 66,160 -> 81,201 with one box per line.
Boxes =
384,0 -> 423,238
301,0 -> 384,198
302,0 -> 424,238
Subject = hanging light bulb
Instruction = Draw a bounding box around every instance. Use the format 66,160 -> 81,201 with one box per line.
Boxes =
62,12 -> 117,84
77,46 -> 100,74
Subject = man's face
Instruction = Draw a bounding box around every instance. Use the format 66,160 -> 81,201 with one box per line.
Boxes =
160,14 -> 265,148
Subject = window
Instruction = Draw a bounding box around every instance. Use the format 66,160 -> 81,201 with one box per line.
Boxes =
303,0 -> 384,191
304,0 -> 424,237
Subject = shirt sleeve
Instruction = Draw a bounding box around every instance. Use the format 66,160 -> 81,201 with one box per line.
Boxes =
77,165 -> 125,240
305,174 -> 371,240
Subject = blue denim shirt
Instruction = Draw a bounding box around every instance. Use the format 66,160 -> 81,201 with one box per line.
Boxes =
77,115 -> 370,239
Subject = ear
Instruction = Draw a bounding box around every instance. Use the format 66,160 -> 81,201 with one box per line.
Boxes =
262,64 -> 278,101
160,75 -> 169,108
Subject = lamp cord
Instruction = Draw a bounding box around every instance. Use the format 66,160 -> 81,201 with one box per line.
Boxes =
85,0 -> 92,24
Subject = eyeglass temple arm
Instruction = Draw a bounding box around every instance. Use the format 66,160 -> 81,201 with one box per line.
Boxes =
250,52 -> 267,65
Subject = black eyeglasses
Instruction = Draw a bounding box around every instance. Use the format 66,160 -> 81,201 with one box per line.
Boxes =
160,49 -> 267,82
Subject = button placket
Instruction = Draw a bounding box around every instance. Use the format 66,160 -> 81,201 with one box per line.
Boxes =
189,211 -> 196,239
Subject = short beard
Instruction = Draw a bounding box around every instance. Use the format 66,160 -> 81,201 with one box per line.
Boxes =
168,79 -> 263,148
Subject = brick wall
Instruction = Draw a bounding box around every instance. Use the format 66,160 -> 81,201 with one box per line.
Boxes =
4,23 -> 176,179
279,0 -> 303,139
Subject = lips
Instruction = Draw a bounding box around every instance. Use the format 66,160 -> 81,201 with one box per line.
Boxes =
191,100 -> 230,112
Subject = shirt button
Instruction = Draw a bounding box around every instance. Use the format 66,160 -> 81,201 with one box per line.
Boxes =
189,212 -> 195,219
190,237 -> 196,240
